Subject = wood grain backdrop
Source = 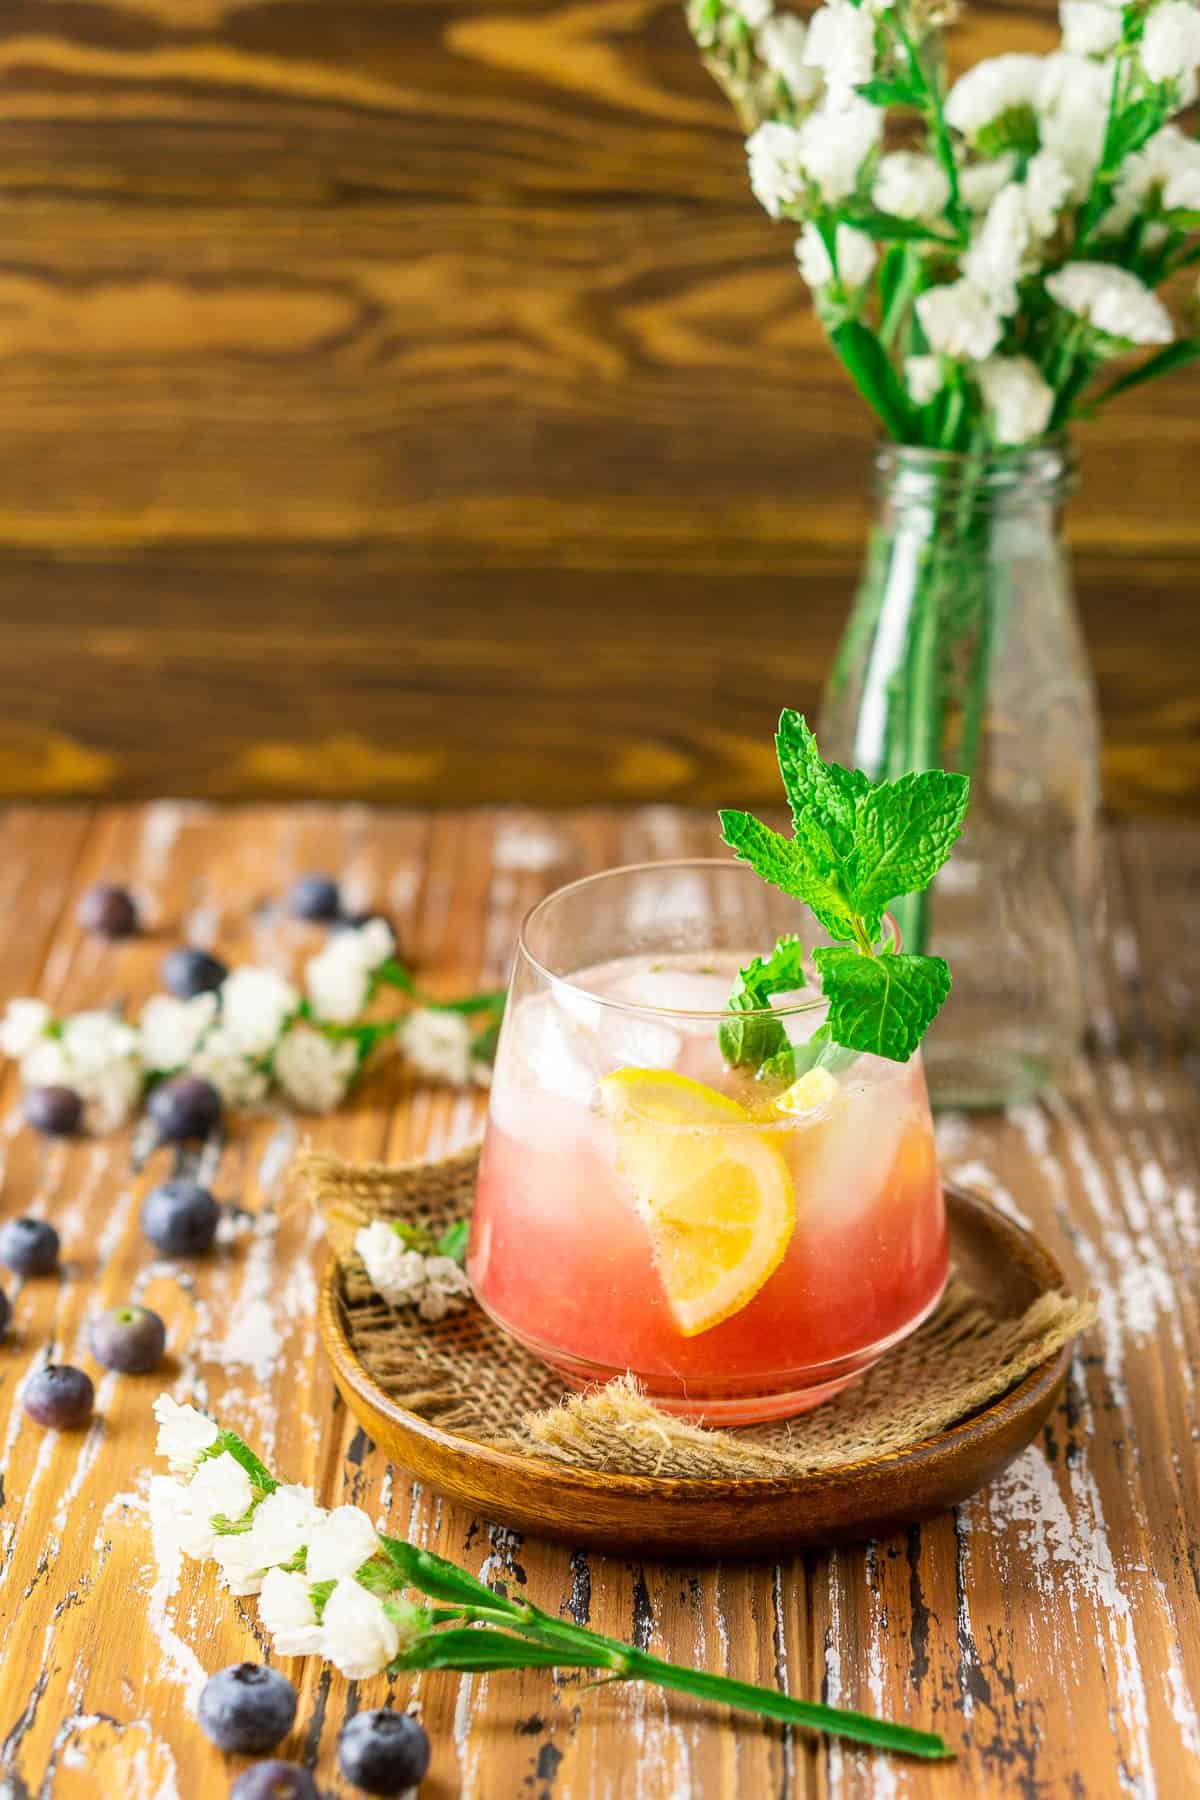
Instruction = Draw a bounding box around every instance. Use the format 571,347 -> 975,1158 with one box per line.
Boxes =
0,0 -> 1196,811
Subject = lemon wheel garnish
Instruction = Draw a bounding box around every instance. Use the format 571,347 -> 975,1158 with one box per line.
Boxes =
598,1068 -> 796,1337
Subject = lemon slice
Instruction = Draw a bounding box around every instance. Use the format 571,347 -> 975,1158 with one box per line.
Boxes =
598,1068 -> 795,1337
773,1066 -> 842,1116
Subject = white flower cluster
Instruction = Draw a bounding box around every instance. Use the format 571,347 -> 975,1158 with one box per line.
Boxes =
714,0 -> 1200,450
398,1008 -> 493,1089
0,914 -> 495,1131
150,1397 -> 422,1679
354,1220 -> 473,1321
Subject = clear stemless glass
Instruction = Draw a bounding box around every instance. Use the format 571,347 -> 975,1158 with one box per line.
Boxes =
468,861 -> 948,1424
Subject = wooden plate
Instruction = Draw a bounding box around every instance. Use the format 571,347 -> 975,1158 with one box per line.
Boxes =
318,1185 -> 1070,1556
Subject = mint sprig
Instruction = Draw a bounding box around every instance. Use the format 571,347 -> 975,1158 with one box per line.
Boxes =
720,712 -> 968,1064
718,934 -> 805,1081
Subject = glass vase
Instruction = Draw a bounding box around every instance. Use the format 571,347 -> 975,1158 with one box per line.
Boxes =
820,441 -> 1101,1110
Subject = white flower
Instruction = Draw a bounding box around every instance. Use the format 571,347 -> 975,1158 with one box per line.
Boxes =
321,1578 -> 401,1681
1142,2 -> 1200,85
1059,0 -> 1122,56
915,279 -> 1004,361
274,1024 -> 358,1114
140,993 -> 218,1073
757,15 -> 821,100
964,183 -> 1033,315
959,153 -> 1017,212
415,1255 -> 473,1322
1037,53 -> 1112,199
80,1059 -> 144,1134
746,121 -> 809,217
1106,126 -> 1200,232
188,1026 -> 271,1108
976,355 -> 1055,443
730,0 -> 773,26
802,1 -> 876,94
213,1483 -> 327,1595
794,221 -> 877,288
304,1505 -> 381,1583
1023,149 -> 1073,236
0,999 -> 51,1058
153,1394 -> 220,1476
1045,262 -> 1175,344
946,53 -> 1044,139
258,1567 -> 327,1657
172,1453 -> 255,1559
306,918 -> 395,1024
220,966 -> 298,1056
62,1010 -> 139,1071
399,1008 -> 475,1086
872,151 -> 950,222
356,1221 -> 427,1306
799,95 -> 883,203
905,355 -> 944,406
20,1037 -> 73,1091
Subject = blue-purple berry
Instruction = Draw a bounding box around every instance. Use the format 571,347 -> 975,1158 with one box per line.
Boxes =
338,1709 -> 431,1795
197,1664 -> 297,1755
287,873 -> 341,921
0,1217 -> 61,1276
24,1364 -> 94,1428
78,881 -> 139,938
88,1303 -> 166,1373
24,1085 -> 84,1138
0,1287 -> 10,1338
162,946 -> 228,999
229,1760 -> 319,1800
147,1075 -> 222,1142
141,1180 -> 220,1256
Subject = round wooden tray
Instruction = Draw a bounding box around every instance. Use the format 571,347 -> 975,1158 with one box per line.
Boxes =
318,1185 -> 1070,1556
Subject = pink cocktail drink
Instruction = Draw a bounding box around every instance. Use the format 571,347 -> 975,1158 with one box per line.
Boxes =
469,865 -> 948,1423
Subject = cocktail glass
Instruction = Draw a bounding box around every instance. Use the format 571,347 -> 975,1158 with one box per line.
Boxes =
469,860 -> 947,1424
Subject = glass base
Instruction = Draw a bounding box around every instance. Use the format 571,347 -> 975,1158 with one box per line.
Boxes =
475,1280 -> 947,1426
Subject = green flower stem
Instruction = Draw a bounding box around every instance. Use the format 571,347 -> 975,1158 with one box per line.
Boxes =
400,1602 -> 951,1760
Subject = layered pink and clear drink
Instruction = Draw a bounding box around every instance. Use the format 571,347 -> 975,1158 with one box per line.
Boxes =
469,862 -> 947,1423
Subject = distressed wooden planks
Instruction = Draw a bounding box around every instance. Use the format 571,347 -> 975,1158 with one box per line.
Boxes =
0,806 -> 1196,1798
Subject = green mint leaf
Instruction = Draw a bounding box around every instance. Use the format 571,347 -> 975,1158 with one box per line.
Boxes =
436,1219 -> 470,1264
788,1023 -> 858,1078
309,1579 -> 336,1623
391,1220 -> 438,1254
813,946 -> 951,1062
719,934 -> 805,1081
719,810 -> 857,942
774,710 -> 866,856
849,769 -> 970,938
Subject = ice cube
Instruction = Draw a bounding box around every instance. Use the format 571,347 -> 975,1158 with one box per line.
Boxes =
507,993 -> 597,1101
605,967 -> 737,1016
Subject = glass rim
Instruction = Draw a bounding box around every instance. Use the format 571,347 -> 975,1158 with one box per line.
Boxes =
517,857 -> 896,1023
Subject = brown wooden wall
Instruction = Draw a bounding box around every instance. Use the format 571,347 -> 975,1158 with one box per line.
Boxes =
0,0 -> 1196,812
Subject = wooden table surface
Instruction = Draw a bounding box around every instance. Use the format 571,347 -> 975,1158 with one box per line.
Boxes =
0,802 -> 1197,1800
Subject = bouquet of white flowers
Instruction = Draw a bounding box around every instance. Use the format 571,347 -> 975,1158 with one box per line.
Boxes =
688,0 -> 1200,439
686,0 -> 1199,1103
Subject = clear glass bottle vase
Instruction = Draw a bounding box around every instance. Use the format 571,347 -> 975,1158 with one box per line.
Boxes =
820,441 -> 1101,1110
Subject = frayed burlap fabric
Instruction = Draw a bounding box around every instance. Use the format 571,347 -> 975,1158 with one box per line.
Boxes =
299,1144 -> 1094,1481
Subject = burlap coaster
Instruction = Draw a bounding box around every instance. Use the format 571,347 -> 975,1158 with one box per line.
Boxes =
299,1145 -> 1095,1481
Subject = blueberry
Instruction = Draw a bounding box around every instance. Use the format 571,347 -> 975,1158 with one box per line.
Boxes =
230,1760 -> 319,1800
78,882 -> 139,938
141,1180 -> 220,1256
162,946 -> 228,999
147,1075 -> 222,1142
24,1364 -> 94,1428
0,1217 -> 61,1276
88,1303 -> 167,1373
338,1710 -> 431,1795
24,1085 -> 84,1139
287,873 -> 341,921
197,1664 -> 297,1755
0,1287 -> 9,1338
